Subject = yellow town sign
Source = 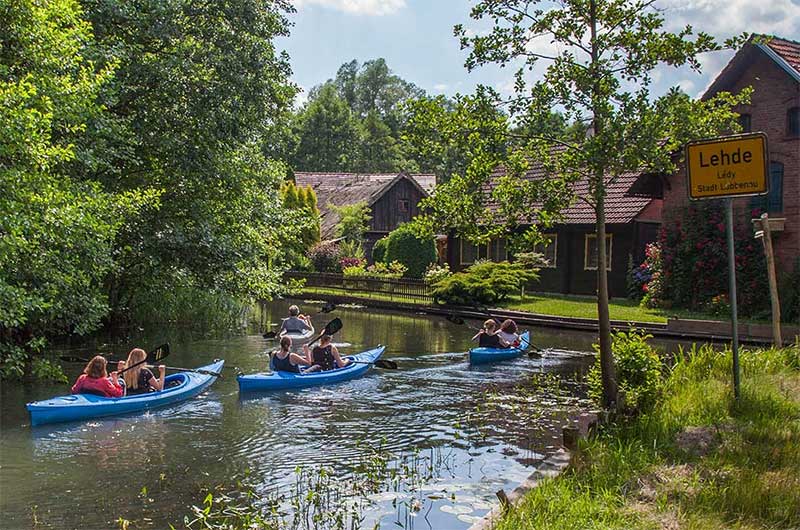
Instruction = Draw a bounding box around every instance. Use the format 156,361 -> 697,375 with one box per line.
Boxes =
685,133 -> 769,200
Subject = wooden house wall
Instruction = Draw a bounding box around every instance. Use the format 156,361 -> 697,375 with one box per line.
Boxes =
369,178 -> 426,233
447,221 -> 659,298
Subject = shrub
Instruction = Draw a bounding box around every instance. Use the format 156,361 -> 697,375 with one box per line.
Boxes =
431,261 -> 539,305
339,239 -> 365,260
342,261 -> 406,279
307,242 -> 342,272
384,224 -> 437,278
424,263 -> 451,284
658,202 -> 768,317
588,328 -> 662,414
640,243 -> 664,309
372,237 -> 389,263
781,257 -> 800,324
339,256 -> 365,270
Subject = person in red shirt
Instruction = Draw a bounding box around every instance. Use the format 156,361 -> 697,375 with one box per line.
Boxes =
71,355 -> 124,398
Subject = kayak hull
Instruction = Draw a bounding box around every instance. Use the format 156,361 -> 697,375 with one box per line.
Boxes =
469,331 -> 531,365
238,346 -> 384,392
27,360 -> 224,426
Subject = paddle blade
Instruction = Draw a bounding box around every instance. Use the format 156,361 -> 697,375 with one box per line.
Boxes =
320,301 -> 336,313
262,331 -> 277,339
323,318 -> 343,336
374,359 -> 398,369
148,343 -> 170,363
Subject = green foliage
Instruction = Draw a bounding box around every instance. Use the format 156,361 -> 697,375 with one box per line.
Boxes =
780,257 -> 800,324
588,329 -> 663,414
431,261 -> 539,305
658,202 -> 768,318
342,261 -> 407,279
423,263 -> 452,285
330,201 -> 371,243
384,224 -> 438,278
371,237 -> 389,263
281,181 -> 321,255
0,0 -> 154,379
291,83 -> 360,171
307,242 -> 342,273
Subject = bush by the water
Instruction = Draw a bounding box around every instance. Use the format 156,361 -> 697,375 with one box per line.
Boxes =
384,224 -> 437,278
588,328 -> 663,414
307,242 -> 342,273
431,260 -> 539,305
342,261 -> 407,279
372,237 -> 388,263
424,263 -> 452,284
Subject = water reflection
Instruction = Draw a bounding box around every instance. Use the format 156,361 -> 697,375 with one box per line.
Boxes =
0,300 -> 648,529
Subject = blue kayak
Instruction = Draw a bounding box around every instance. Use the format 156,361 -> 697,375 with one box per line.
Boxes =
238,346 -> 385,392
469,331 -> 531,365
27,360 -> 224,426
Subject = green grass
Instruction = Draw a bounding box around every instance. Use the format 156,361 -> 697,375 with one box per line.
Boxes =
504,293 -> 670,323
493,343 -> 800,530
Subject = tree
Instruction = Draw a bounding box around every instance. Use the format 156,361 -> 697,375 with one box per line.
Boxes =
354,111 -> 403,172
330,201 -> 372,243
418,0 -> 749,408
384,224 -> 438,278
292,83 -> 359,171
77,0 -> 298,319
0,0 -> 153,379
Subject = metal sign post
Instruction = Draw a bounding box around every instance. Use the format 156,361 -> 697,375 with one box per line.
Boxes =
685,132 -> 769,400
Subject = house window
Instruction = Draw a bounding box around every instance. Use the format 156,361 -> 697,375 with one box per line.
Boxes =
534,234 -> 557,268
751,162 -> 784,213
487,238 -> 507,261
584,234 -> 612,271
398,198 -> 410,213
460,239 -> 479,265
788,107 -> 800,137
738,113 -> 752,133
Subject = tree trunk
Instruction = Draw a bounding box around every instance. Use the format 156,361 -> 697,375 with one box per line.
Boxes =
596,197 -> 618,409
590,0 -> 618,409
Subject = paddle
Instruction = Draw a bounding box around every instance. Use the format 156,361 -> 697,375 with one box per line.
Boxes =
156,364 -> 222,377
262,302 -> 337,339
118,344 -> 170,375
446,311 -> 541,355
348,359 -> 398,369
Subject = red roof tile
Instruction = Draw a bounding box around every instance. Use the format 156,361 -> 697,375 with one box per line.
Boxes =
766,36 -> 800,74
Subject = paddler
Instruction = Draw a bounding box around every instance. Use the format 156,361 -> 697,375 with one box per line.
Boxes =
277,305 -> 314,336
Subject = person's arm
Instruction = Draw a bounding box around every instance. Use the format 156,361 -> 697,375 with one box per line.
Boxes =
331,346 -> 349,368
302,344 -> 313,365
149,366 -> 165,391
289,352 -> 310,366
497,334 -> 511,347
277,319 -> 287,335
106,373 -> 124,397
71,375 -> 85,394
471,330 -> 483,341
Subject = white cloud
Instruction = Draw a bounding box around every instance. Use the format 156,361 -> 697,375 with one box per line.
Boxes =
658,0 -> 800,39
433,83 -> 449,91
293,0 -> 406,16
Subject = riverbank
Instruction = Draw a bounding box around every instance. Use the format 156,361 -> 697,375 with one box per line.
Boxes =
290,288 -> 799,344
489,343 -> 800,530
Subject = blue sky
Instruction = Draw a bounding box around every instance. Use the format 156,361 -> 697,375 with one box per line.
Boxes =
281,0 -> 800,105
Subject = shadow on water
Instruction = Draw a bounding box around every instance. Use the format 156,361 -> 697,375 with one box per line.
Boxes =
1,299 -> 696,529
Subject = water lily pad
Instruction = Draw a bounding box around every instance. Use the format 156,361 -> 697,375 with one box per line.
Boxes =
458,514 -> 483,524
440,504 -> 473,515
367,491 -> 402,502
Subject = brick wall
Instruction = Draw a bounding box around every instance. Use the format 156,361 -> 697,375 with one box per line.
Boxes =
664,50 -> 800,278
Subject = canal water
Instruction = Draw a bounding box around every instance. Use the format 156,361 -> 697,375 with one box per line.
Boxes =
0,301 -> 683,530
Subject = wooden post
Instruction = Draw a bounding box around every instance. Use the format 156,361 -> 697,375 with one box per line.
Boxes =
759,213 -> 782,347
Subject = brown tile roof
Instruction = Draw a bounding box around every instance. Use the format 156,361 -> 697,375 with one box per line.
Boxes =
704,34 -> 800,98
765,36 -> 800,75
485,159 -> 655,225
294,172 -> 435,239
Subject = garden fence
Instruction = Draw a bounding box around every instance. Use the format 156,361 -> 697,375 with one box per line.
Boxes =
285,271 -> 434,304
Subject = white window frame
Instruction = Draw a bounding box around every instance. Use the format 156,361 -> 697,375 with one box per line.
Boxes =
534,234 -> 558,268
584,234 -> 612,271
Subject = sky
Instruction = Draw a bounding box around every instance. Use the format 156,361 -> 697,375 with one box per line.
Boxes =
280,0 -> 800,106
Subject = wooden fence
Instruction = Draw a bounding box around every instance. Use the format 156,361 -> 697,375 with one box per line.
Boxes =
285,271 -> 433,304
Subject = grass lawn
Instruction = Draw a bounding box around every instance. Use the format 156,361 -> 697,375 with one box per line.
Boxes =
502,293 -> 670,323
493,343 -> 800,530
